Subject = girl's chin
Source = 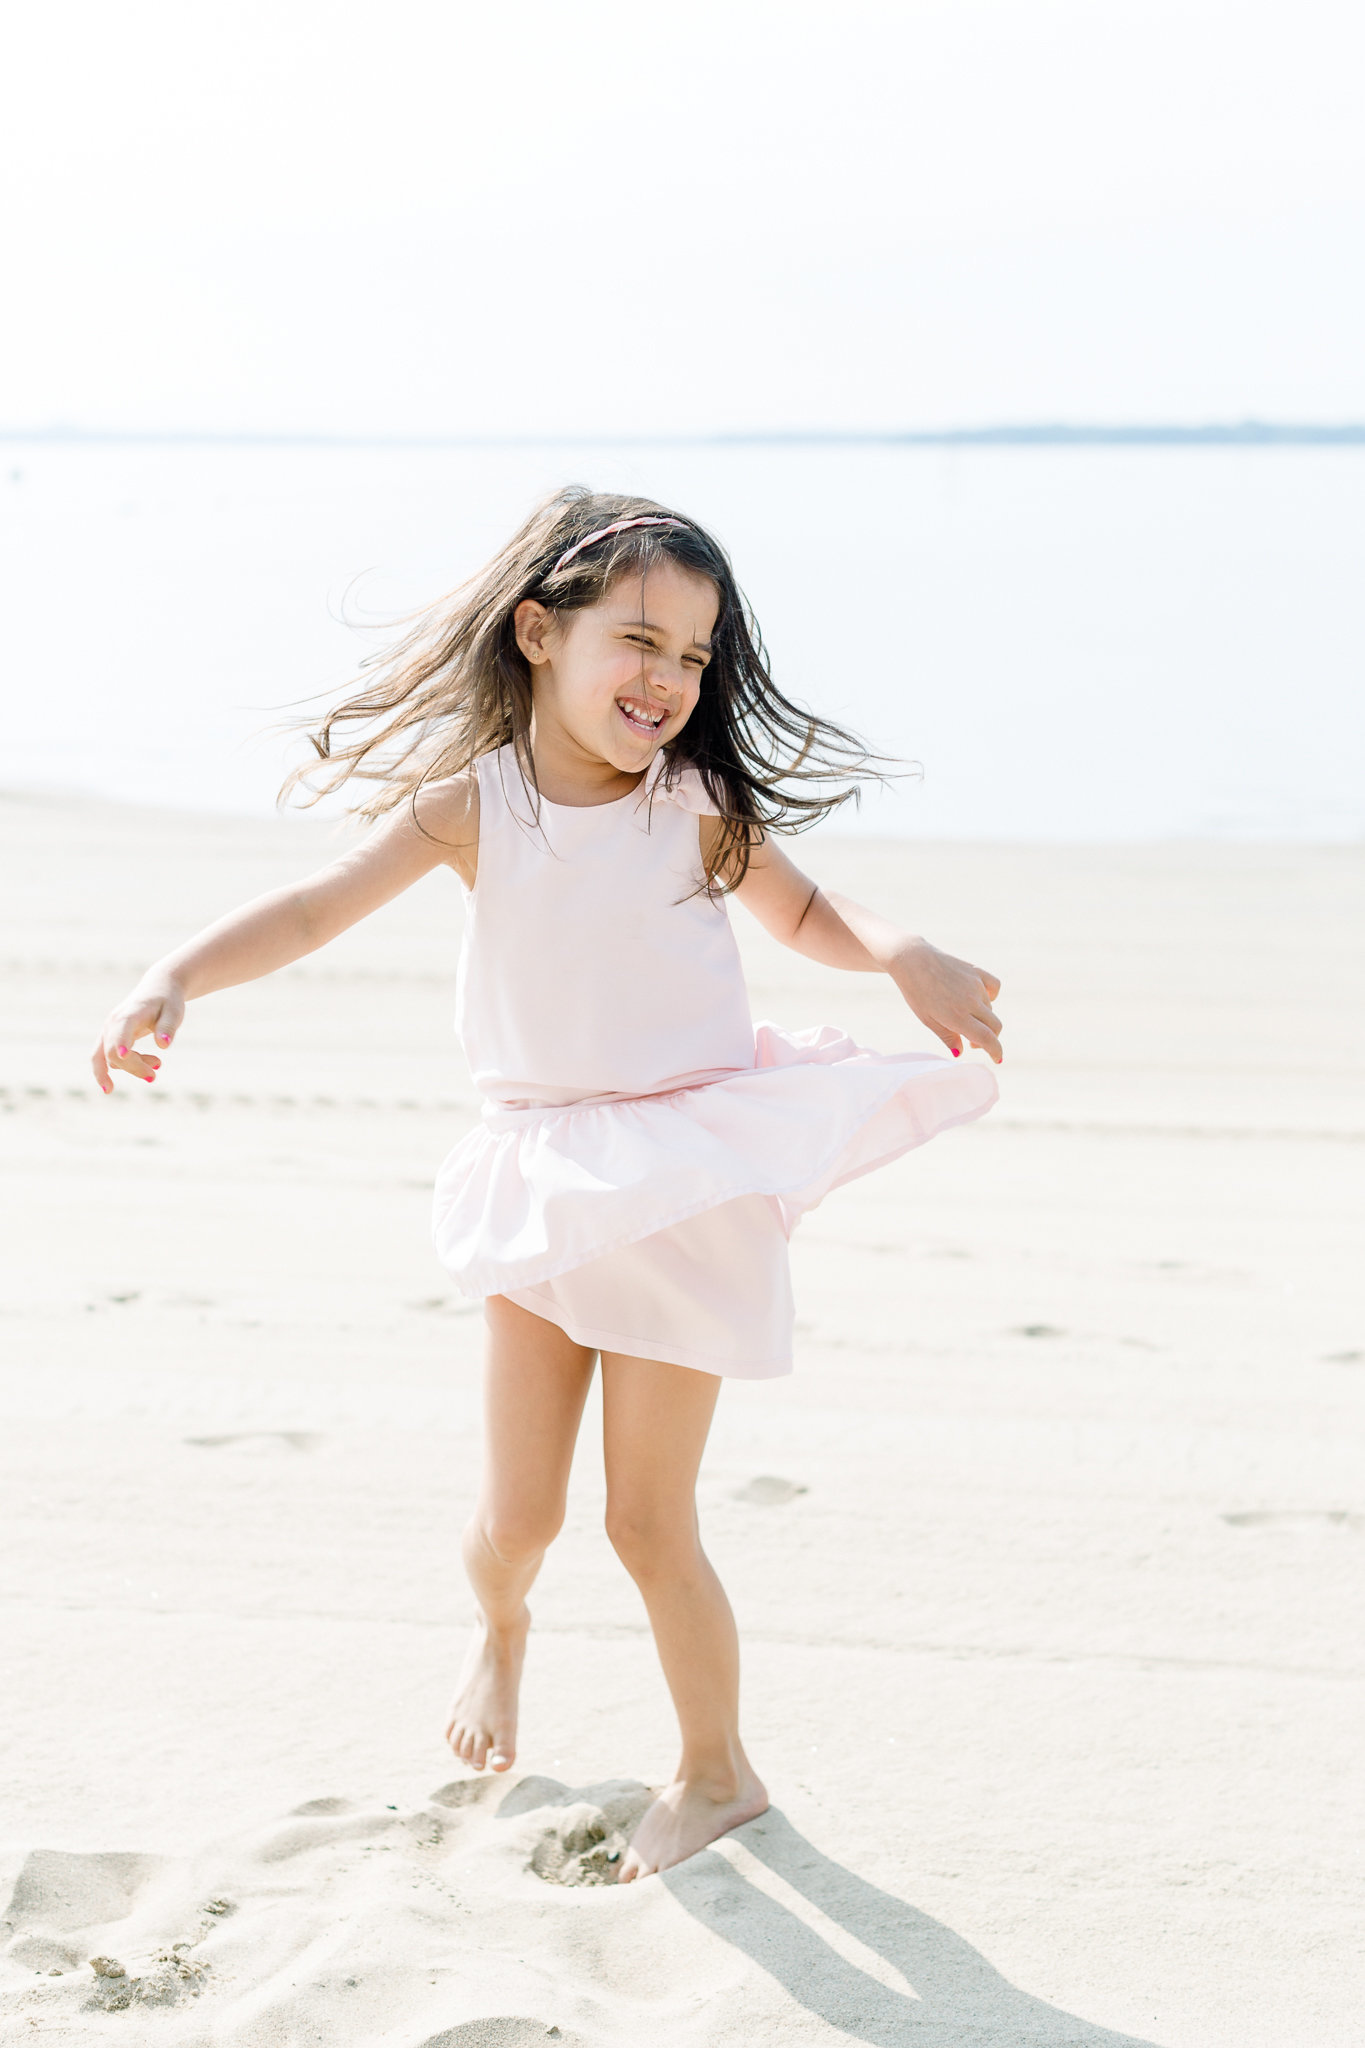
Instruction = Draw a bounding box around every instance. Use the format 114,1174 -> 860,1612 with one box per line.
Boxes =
607,744 -> 659,775
606,719 -> 666,759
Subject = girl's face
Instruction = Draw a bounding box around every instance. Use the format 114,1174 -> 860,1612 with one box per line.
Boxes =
515,561 -> 719,778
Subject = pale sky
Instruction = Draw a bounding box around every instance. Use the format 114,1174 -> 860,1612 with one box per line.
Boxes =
4,0 -> 1363,436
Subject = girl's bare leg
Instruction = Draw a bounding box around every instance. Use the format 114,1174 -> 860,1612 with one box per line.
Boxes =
600,1353 -> 769,1879
445,1295 -> 596,1772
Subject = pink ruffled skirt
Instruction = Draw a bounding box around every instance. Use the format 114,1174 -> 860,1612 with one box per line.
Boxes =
431,1023 -> 997,1378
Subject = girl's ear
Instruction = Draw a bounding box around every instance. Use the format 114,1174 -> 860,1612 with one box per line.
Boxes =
514,599 -> 554,665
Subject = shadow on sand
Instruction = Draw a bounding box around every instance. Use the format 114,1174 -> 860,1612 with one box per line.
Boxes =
662,1806 -> 1164,2048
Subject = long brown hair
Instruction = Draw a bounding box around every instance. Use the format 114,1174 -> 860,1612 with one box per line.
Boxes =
279,485 -> 882,887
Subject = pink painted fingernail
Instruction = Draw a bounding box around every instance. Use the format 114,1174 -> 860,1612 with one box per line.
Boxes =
144,1073 -> 154,1083
951,1047 -> 961,1057
117,1045 -> 128,1057
156,1034 -> 169,1046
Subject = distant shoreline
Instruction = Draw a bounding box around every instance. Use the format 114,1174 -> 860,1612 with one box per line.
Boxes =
4,422 -> 1365,449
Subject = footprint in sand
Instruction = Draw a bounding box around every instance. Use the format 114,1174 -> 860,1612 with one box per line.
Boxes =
4,1849 -> 164,1935
183,1432 -> 324,1453
430,1778 -> 502,1810
1222,1509 -> 1365,1531
733,1475 -> 807,1505
495,1777 -> 654,1888
529,1809 -> 625,1886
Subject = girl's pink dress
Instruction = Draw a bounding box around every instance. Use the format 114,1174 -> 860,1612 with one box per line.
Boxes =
431,746 -> 997,1377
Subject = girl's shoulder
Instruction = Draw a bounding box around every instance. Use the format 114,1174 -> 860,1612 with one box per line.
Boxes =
413,765 -> 479,829
409,768 -> 480,886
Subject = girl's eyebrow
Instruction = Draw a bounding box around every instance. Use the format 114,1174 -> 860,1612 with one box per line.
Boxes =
620,617 -> 713,654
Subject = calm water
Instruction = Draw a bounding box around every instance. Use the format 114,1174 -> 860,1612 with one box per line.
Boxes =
3,439 -> 1362,839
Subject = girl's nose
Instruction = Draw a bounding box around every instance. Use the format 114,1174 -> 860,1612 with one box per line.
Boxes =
642,657 -> 683,696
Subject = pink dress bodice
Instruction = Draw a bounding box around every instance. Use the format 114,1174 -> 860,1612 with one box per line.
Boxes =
457,746 -> 754,1110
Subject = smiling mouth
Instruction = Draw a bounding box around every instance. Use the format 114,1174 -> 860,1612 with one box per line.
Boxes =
616,698 -> 668,736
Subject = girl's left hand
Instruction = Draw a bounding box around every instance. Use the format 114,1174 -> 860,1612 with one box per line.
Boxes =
889,938 -> 1003,1064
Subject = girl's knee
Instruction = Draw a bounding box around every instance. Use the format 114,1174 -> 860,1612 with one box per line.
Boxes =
471,1505 -> 562,1567
604,1498 -> 699,1579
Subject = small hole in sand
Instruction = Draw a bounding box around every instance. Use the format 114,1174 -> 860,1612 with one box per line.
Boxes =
733,1475 -> 807,1506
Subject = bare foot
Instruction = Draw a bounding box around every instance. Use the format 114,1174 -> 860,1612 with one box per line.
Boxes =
443,1607 -> 529,1772
617,1765 -> 768,1881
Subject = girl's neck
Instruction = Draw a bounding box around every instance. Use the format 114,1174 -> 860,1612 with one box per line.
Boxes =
524,722 -> 649,811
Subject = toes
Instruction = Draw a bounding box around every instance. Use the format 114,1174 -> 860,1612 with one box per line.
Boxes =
448,1719 -> 503,1773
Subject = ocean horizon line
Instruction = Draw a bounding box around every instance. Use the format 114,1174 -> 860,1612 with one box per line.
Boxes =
4,421 -> 1365,450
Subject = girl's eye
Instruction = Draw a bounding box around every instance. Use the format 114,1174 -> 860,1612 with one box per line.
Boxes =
624,632 -> 705,669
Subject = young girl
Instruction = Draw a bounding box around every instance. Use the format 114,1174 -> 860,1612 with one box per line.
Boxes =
92,488 -> 1002,1882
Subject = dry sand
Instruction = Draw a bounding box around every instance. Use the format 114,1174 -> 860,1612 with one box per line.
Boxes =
1,786 -> 1361,2047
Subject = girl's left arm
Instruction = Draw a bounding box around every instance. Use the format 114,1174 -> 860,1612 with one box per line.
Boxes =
719,826 -> 1003,1064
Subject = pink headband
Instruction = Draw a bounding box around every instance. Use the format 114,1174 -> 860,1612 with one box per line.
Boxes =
551,515 -> 690,577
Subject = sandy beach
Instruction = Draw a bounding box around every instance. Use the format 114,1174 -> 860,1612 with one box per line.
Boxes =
1,784 -> 1361,2047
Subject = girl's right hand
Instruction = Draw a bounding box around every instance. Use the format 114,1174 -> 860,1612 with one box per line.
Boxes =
92,980 -> 186,1094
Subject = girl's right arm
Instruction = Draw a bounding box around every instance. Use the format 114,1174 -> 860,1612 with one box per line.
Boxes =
91,774 -> 477,1093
